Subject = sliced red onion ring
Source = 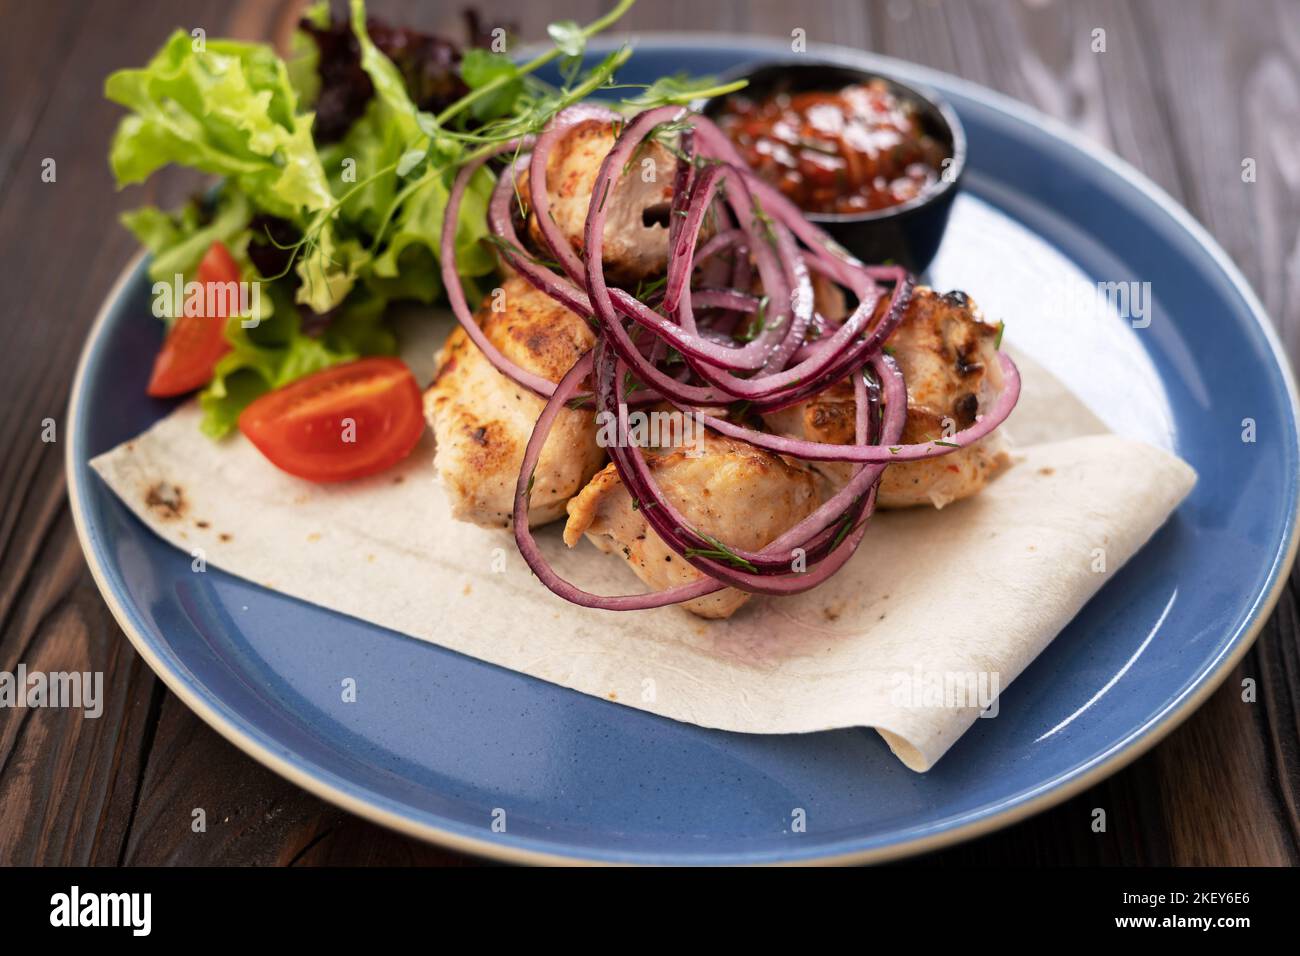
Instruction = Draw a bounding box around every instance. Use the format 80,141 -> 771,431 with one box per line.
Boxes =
685,351 -> 1020,463
456,103 -> 1023,610
440,138 -> 558,397
512,351 -> 727,610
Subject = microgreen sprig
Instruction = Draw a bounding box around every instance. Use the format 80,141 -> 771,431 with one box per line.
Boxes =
265,0 -> 749,288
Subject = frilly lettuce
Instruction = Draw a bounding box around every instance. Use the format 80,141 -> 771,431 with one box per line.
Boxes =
334,0 -> 496,302
122,188 -> 252,286
105,0 -> 496,437
107,31 -> 334,220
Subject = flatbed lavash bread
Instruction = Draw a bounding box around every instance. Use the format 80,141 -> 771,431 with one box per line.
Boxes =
91,327 -> 1194,771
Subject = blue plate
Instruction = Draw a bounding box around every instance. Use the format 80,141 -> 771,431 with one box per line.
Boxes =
69,39 -> 1299,865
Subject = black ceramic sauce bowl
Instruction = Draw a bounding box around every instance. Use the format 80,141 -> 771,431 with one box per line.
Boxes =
701,61 -> 967,275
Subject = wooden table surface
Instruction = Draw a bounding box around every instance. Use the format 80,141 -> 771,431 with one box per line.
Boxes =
1,0 -> 1297,866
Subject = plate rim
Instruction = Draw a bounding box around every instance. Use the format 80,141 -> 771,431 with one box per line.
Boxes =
68,35 -> 1300,866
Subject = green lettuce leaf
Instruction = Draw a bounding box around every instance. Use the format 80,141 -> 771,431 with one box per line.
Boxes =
459,49 -> 523,121
282,0 -> 428,309
347,0 -> 422,144
122,187 -> 253,284
108,0 -> 502,437
318,100 -> 408,237
106,31 -> 334,221
370,163 -> 496,303
322,1 -> 497,304
286,1 -> 329,105
294,227 -> 372,314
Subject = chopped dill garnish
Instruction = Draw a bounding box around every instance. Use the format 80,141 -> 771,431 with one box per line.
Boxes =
683,530 -> 758,572
482,232 -> 561,270
736,294 -> 770,342
831,510 -> 864,549
634,274 -> 668,302
751,196 -> 779,246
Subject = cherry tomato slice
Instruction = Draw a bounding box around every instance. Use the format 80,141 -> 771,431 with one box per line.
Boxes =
238,357 -> 425,483
147,240 -> 239,397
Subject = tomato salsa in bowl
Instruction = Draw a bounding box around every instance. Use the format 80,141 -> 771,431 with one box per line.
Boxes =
702,62 -> 966,273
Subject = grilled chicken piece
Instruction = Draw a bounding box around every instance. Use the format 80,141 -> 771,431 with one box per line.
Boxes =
563,428 -> 820,618
425,277 -> 604,528
517,119 -> 682,283
811,271 -> 850,323
763,287 -> 1011,509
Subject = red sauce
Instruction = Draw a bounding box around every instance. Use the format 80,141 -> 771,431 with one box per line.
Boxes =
717,81 -> 947,215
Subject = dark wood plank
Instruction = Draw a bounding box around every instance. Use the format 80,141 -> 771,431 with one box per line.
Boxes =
1138,0 -> 1300,361
853,0 -> 1300,868
0,0 -> 1294,867
117,694 -> 471,865
0,0 -> 316,867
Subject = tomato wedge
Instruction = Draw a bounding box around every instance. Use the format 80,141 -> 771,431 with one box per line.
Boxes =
147,240 -> 239,397
238,357 -> 425,483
